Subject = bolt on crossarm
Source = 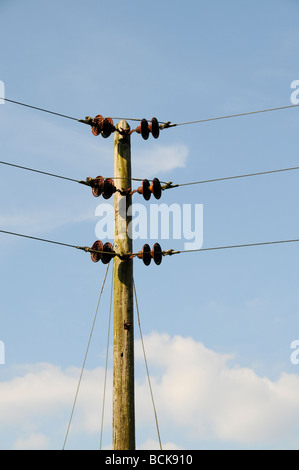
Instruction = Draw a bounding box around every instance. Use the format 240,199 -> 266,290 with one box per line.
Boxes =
112,120 -> 135,450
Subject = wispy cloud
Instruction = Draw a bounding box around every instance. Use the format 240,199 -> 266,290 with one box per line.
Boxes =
12,433 -> 50,451
132,143 -> 188,177
0,205 -> 96,253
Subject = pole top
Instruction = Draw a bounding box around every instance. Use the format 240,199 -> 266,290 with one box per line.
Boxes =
116,119 -> 131,140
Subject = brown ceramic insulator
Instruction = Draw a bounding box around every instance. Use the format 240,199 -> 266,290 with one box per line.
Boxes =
91,175 -> 105,197
149,177 -> 162,199
135,118 -> 150,140
103,178 -> 116,199
101,242 -> 115,264
152,242 -> 162,265
136,179 -> 151,201
137,243 -> 152,266
90,240 -> 103,263
101,117 -> 115,138
91,114 -> 104,136
149,117 -> 160,139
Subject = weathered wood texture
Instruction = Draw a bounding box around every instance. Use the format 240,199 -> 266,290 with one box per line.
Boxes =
113,120 -> 135,450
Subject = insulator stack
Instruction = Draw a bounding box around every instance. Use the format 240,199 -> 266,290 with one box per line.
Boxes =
91,115 -> 103,136
91,115 -> 115,138
103,178 -> 116,199
101,242 -> 115,264
91,176 -> 105,197
134,177 -> 162,200
150,177 -> 162,199
137,243 -> 163,266
90,241 -> 115,264
101,118 -> 115,138
135,117 -> 160,140
137,243 -> 152,265
136,179 -> 151,200
90,176 -> 116,199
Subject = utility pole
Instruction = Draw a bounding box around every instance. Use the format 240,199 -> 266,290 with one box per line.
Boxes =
112,120 -> 135,450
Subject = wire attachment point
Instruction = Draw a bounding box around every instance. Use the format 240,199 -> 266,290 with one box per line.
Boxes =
161,181 -> 179,190
80,115 -> 116,138
159,121 -> 176,129
78,116 -> 94,125
162,248 -> 179,256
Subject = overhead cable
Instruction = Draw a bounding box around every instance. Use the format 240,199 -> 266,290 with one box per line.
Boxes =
0,97 -> 145,124
175,165 -> 299,187
1,97 -> 299,130
2,160 -> 299,194
2,229 -> 299,262
170,103 -> 299,127
0,97 -> 79,121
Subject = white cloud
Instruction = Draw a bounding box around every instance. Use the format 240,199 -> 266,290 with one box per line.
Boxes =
0,362 -> 112,449
135,333 -> 299,447
0,103 -> 113,173
132,143 -> 188,177
0,205 -> 95,248
0,104 -> 187,179
137,439 -> 183,450
1,333 -> 299,449
12,433 -> 50,450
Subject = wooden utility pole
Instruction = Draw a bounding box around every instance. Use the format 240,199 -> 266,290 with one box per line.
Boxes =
113,120 -> 135,450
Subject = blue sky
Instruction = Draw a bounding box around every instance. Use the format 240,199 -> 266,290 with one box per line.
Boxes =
1,0 -> 299,450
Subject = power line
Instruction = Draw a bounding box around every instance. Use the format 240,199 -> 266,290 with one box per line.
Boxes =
0,160 -> 146,185
0,160 -> 79,183
0,97 -> 79,121
0,97 -> 146,124
175,165 -> 299,187
2,159 -> 299,192
0,229 -> 80,250
171,103 -> 299,127
2,229 -> 299,260
0,229 -> 115,257
161,238 -> 299,256
1,97 -> 299,129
